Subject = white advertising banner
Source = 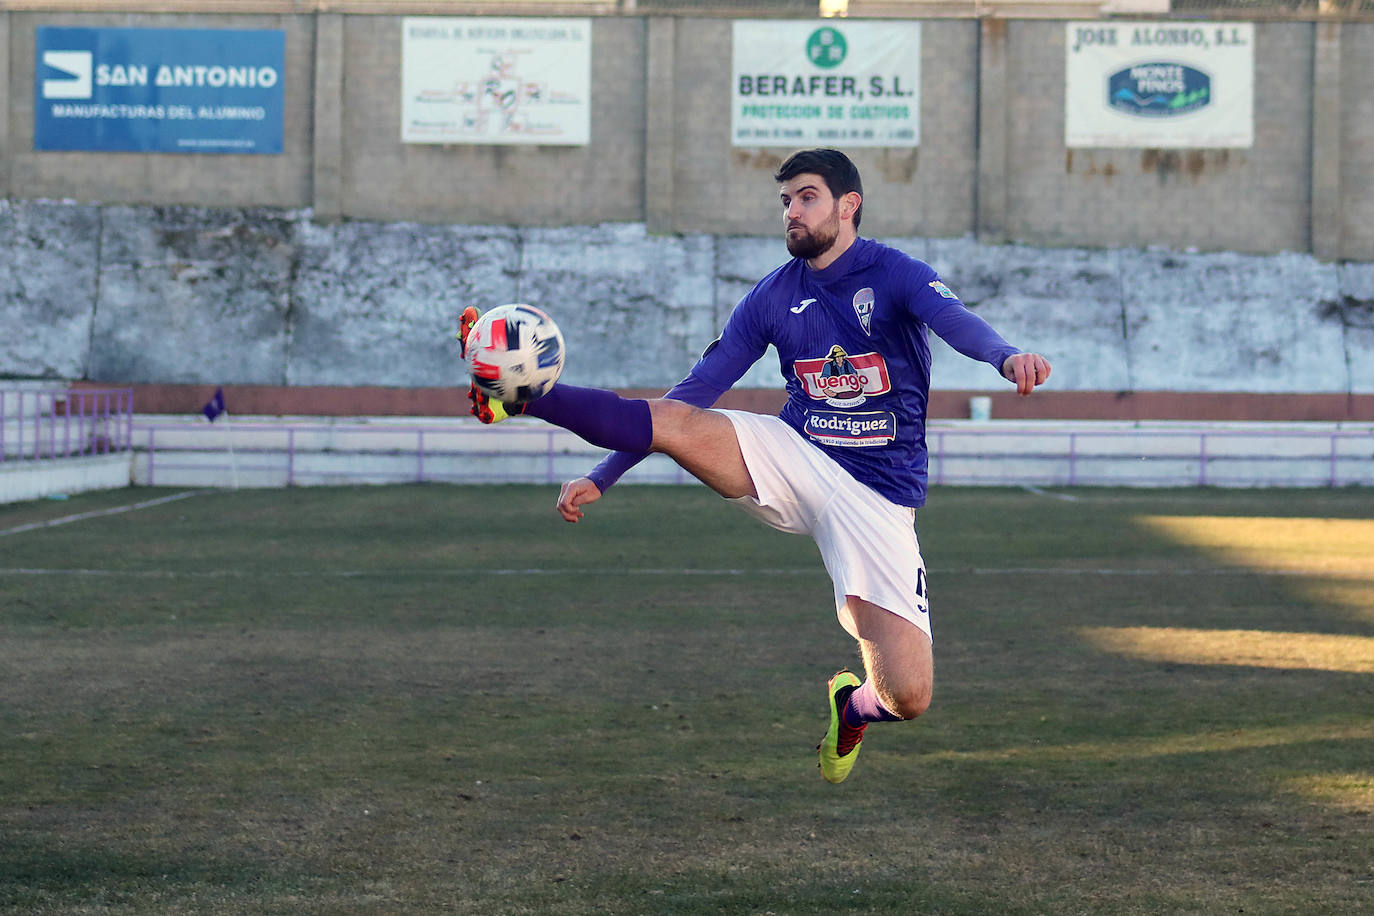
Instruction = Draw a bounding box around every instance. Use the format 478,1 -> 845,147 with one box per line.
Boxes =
732,20 -> 920,148
401,17 -> 590,146
1065,21 -> 1253,148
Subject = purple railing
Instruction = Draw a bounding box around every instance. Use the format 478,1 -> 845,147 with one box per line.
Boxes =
133,420 -> 1374,489
0,387 -> 135,464
928,426 -> 1374,488
137,421 -> 692,488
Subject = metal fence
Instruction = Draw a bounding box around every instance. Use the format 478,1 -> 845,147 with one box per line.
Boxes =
137,421 -> 631,488
0,387 -> 135,464
133,419 -> 1374,489
929,426 -> 1374,488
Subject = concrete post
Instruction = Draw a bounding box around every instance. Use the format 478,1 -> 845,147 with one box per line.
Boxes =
312,12 -> 345,221
976,18 -> 1009,244
0,13 -> 10,198
644,16 -> 676,234
1310,20 -> 1342,261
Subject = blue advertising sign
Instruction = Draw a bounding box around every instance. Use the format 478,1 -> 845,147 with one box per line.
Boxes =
34,27 -> 284,154
1108,63 -> 1211,118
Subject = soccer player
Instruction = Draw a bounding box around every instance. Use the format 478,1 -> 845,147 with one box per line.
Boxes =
458,148 -> 1051,783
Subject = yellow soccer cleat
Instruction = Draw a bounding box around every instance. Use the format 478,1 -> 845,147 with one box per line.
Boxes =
466,386 -> 524,425
818,669 -> 865,784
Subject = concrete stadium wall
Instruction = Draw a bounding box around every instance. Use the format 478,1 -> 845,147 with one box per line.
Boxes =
326,14 -> 648,226
1,10 -> 1372,258
3,8 -> 1372,417
1339,23 -> 1374,258
648,17 -> 981,240
3,199 -> 1373,411
998,21 -> 1313,254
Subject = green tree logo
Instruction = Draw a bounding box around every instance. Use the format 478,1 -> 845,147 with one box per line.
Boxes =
807,27 -> 847,69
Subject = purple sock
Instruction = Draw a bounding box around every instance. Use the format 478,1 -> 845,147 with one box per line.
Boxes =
522,384 -> 654,454
842,679 -> 904,727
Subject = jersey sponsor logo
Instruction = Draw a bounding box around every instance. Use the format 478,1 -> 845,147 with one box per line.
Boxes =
852,287 -> 874,334
803,409 -> 897,447
790,297 -> 817,314
794,345 -> 892,407
928,280 -> 958,299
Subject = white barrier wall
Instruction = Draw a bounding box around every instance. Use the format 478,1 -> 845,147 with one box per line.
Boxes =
0,453 -> 132,504
6,414 -> 1368,505
126,416 -> 1374,491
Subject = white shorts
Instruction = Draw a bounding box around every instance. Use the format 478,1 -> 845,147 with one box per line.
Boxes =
720,410 -> 931,640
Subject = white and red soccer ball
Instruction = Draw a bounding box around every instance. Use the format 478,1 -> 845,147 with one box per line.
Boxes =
465,304 -> 566,404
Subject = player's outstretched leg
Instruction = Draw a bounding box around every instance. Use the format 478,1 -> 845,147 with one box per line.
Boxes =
457,306 -> 655,452
520,385 -> 653,454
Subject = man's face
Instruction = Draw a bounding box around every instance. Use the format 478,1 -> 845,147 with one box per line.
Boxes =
779,173 -> 843,261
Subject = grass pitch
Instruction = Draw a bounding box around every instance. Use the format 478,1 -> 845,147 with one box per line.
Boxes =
1,484 -> 1371,914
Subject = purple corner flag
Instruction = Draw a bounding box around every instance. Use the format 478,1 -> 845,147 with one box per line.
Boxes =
202,387 -> 227,422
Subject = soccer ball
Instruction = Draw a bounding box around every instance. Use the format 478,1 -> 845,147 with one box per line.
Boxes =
465,304 -> 566,404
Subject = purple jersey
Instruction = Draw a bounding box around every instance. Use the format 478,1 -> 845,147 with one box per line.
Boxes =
589,238 -> 1019,507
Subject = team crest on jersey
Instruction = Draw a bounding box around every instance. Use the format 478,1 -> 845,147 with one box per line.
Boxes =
793,345 -> 892,407
852,288 -> 875,335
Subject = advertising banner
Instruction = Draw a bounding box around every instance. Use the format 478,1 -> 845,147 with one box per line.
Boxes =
732,20 -> 921,148
401,18 -> 591,146
1065,22 -> 1254,148
34,27 -> 285,154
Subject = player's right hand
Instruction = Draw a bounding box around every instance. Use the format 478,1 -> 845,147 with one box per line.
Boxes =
557,477 -> 603,523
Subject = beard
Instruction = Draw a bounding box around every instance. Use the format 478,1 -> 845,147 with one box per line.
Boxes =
785,208 -> 841,260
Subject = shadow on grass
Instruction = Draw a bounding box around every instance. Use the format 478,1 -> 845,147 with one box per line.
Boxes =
0,832 -> 294,912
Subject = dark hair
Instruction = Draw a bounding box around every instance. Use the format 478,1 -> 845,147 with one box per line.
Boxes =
773,148 -> 864,229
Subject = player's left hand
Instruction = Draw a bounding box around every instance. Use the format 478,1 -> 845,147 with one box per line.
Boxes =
557,477 -> 603,523
1001,353 -> 1052,396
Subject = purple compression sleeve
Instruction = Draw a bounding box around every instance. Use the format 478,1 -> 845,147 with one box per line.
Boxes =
584,371 -> 731,492
522,384 -> 653,455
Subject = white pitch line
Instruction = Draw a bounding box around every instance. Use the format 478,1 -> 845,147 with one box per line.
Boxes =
0,490 -> 209,539
1021,485 -> 1079,502
0,566 -> 821,578
968,566 -> 1320,577
0,565 -> 1343,579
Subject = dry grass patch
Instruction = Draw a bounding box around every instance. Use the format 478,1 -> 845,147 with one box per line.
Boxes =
1134,515 -> 1374,575
1079,625 -> 1374,674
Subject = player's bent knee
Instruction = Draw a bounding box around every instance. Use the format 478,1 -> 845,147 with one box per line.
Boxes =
647,398 -> 737,455
645,398 -> 698,452
886,685 -> 932,720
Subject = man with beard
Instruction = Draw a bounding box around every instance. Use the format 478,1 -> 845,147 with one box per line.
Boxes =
457,148 -> 1051,783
